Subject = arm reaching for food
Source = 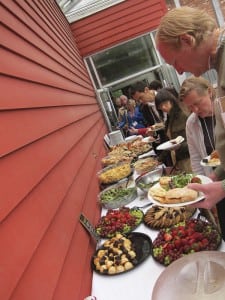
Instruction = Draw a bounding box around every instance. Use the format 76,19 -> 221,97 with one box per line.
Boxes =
187,181 -> 225,209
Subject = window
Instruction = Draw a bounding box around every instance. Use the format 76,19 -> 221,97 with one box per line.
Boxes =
86,34 -> 160,87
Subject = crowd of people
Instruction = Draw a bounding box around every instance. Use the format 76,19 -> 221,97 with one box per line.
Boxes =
156,6 -> 225,240
112,6 -> 225,240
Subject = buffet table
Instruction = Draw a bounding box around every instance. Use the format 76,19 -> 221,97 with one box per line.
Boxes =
90,138 -> 225,300
91,183 -> 225,300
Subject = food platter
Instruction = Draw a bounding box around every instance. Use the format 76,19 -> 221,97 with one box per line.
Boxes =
200,155 -> 221,167
144,206 -> 196,229
98,180 -> 137,209
152,218 -> 222,266
95,207 -> 144,238
156,136 -> 184,151
135,167 -> 163,193
133,157 -> 159,175
148,175 -> 211,207
148,183 -> 205,207
97,162 -> 133,187
91,232 -> 152,275
152,251 -> 225,300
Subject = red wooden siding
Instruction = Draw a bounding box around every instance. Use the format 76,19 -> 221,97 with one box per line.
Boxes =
1,1 -> 106,300
70,0 -> 167,57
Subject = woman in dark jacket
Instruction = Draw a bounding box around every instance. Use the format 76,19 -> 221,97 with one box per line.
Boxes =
155,88 -> 192,173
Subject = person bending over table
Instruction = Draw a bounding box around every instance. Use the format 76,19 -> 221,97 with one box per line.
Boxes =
179,76 -> 225,239
155,88 -> 191,173
129,81 -> 173,167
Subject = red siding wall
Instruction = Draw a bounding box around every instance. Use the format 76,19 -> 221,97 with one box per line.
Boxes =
1,1 -> 106,299
70,0 -> 167,57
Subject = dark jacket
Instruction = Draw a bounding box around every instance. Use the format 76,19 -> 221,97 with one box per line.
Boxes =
166,105 -> 190,161
141,103 -> 161,126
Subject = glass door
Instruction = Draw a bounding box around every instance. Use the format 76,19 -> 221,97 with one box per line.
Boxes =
95,88 -> 119,131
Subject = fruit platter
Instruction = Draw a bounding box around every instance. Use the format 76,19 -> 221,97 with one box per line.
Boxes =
91,232 -> 152,275
152,218 -> 221,266
95,207 -> 144,238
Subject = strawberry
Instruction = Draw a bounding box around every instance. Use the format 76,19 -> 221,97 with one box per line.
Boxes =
164,233 -> 172,241
201,238 -> 209,247
174,239 -> 182,248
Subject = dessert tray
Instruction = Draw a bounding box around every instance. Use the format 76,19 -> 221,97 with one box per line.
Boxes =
91,232 -> 152,275
144,206 -> 196,229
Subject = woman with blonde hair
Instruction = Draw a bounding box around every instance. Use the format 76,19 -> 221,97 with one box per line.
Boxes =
117,99 -> 145,137
179,76 -> 216,177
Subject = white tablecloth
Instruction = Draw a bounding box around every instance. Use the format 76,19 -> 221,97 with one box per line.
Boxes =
91,177 -> 225,300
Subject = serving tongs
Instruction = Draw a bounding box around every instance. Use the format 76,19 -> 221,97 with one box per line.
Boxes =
79,213 -> 101,244
133,202 -> 153,209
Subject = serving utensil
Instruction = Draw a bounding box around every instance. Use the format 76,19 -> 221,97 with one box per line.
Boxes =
133,202 -> 153,209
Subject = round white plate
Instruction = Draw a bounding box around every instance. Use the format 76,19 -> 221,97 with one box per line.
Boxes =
156,136 -> 184,151
200,155 -> 221,167
142,136 -> 158,144
152,251 -> 225,300
125,135 -> 138,142
125,135 -> 142,142
147,175 -> 211,207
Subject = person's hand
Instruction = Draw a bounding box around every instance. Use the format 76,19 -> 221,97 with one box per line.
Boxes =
187,181 -> 225,209
128,127 -> 138,134
146,128 -> 154,136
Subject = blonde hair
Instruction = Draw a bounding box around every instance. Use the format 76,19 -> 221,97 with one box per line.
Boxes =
156,7 -> 216,49
179,76 -> 216,101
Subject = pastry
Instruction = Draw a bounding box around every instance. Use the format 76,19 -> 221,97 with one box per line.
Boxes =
144,206 -> 195,229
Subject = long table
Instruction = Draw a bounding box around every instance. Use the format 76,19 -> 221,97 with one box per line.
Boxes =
91,187 -> 225,300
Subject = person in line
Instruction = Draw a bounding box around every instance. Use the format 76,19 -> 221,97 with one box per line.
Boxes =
129,81 -> 173,166
117,99 -> 145,137
180,76 -> 216,177
148,79 -> 163,91
156,6 -> 225,236
117,95 -> 129,122
155,88 -> 191,173
129,81 -> 162,126
179,76 -> 222,235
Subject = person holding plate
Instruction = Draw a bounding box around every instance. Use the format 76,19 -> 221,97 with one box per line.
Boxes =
117,99 -> 145,137
156,6 -> 225,239
179,76 -> 217,177
129,81 -> 173,167
155,88 -> 191,173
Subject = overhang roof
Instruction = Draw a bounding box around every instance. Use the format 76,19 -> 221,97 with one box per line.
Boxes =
56,0 -> 125,23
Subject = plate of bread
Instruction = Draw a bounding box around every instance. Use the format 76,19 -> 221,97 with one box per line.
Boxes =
156,136 -> 184,151
148,174 -> 211,207
200,150 -> 221,167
